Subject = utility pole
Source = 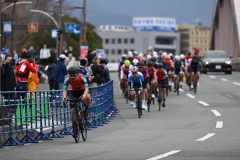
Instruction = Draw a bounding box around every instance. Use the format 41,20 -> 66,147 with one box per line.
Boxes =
58,0 -> 63,56
83,0 -> 86,45
0,1 -> 2,91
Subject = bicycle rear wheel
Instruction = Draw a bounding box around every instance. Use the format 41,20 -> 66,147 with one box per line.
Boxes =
177,78 -> 180,96
73,109 -> 80,143
158,87 -> 162,111
137,92 -> 141,118
147,90 -> 151,112
79,112 -> 87,142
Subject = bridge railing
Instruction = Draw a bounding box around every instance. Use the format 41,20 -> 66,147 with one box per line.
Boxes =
0,80 -> 118,147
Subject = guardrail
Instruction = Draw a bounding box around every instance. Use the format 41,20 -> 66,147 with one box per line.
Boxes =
0,80 -> 118,148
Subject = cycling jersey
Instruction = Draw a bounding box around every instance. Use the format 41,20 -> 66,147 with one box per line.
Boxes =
156,68 -> 167,80
128,72 -> 144,89
166,60 -> 173,70
189,61 -> 201,73
173,61 -> 184,74
147,66 -> 156,78
63,74 -> 88,90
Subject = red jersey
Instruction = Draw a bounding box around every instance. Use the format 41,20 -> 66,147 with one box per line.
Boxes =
15,59 -> 36,82
156,68 -> 166,80
148,67 -> 156,77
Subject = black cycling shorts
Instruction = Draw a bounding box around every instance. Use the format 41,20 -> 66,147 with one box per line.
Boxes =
157,79 -> 167,88
130,82 -> 142,89
69,90 -> 85,108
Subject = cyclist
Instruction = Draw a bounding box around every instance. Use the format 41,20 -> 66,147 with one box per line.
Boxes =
137,61 -> 149,109
173,55 -> 184,92
155,63 -> 167,107
62,66 -> 91,126
146,61 -> 157,98
128,66 -> 145,109
127,51 -> 134,65
164,55 -> 174,88
118,54 -> 127,80
158,56 -> 168,71
189,55 -> 201,88
120,60 -> 132,96
184,51 -> 192,64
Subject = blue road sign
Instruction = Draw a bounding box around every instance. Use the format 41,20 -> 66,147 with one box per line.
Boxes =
51,29 -> 57,39
65,22 -> 75,33
4,21 -> 12,34
74,24 -> 81,34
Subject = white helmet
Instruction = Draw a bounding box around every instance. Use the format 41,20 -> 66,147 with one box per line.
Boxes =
133,51 -> 138,55
175,55 -> 180,61
138,52 -> 143,58
133,59 -> 139,65
180,54 -> 185,59
128,51 -> 133,58
153,51 -> 158,56
162,52 -> 167,57
168,53 -> 173,57
147,54 -> 152,60
188,58 -> 192,63
153,54 -> 158,58
131,66 -> 138,72
148,46 -> 153,51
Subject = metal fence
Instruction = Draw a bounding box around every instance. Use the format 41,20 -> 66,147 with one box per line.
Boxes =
0,80 -> 118,148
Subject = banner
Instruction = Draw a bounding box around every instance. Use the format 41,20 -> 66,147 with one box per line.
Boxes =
80,46 -> 88,58
96,49 -> 106,59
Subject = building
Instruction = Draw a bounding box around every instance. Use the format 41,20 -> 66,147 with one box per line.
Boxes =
211,0 -> 240,59
177,24 -> 211,56
97,24 -> 180,63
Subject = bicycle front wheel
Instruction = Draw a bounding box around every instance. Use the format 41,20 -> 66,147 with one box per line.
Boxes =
137,92 -> 141,118
79,114 -> 87,142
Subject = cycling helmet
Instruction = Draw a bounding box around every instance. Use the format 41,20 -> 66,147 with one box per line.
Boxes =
133,51 -> 138,55
124,60 -> 131,67
148,46 -> 153,51
68,66 -> 79,75
158,55 -> 164,61
180,54 -> 185,59
138,52 -> 143,58
133,59 -> 139,65
164,55 -> 170,60
137,61 -> 144,67
162,52 -> 167,57
147,54 -> 152,60
128,51 -> 133,58
193,55 -> 198,60
188,58 -> 192,63
187,51 -> 191,55
153,51 -> 158,56
175,55 -> 180,61
169,53 -> 173,58
131,66 -> 138,72
157,63 -> 163,68
151,57 -> 157,61
146,61 -> 153,67
122,54 -> 127,60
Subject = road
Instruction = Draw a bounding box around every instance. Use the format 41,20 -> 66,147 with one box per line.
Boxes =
1,71 -> 240,160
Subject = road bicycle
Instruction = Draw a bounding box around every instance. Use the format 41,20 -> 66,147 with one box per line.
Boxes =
64,98 -> 88,143
131,86 -> 142,118
192,73 -> 198,94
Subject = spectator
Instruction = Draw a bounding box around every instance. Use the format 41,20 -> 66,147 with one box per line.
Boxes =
27,57 -> 39,92
193,47 -> 199,55
46,57 -> 55,90
29,46 -> 36,58
100,58 -> 110,83
68,46 -> 77,58
40,44 -> 51,68
54,54 -> 67,107
1,47 -> 9,64
86,51 -> 95,85
13,50 -> 18,64
15,52 -> 37,99
91,54 -> 104,86
78,58 -> 88,76
1,54 -> 16,101
65,51 -> 77,70
34,46 -> 40,63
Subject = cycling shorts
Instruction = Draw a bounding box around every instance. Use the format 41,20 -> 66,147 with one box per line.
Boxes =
130,82 -> 142,90
174,71 -> 184,77
69,90 -> 85,108
157,79 -> 167,88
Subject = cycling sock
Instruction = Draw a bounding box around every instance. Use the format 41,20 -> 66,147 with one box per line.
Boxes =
163,99 -> 166,103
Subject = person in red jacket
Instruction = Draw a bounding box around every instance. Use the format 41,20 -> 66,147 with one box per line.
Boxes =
15,51 -> 37,99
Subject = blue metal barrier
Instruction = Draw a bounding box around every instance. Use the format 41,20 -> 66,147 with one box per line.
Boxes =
0,80 -> 117,148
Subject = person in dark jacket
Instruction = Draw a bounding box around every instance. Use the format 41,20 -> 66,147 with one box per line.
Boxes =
1,54 -> 16,104
78,58 -> 88,76
91,55 -> 104,86
100,58 -> 110,83
46,57 -> 55,90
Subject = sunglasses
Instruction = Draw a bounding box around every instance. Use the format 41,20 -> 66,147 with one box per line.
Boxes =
69,74 -> 77,78
138,67 -> 143,69
132,72 -> 137,75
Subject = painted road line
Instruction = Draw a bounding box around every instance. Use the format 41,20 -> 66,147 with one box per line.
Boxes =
209,75 -> 216,79
146,150 -> 182,160
186,94 -> 195,98
216,121 -> 223,128
220,78 -> 228,82
233,82 -> 240,86
196,133 -> 215,141
198,101 -> 209,106
179,88 -> 184,92
211,110 -> 221,117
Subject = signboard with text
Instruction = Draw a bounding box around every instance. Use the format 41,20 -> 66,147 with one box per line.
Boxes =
132,17 -> 176,31
96,49 -> 106,59
4,21 -> 12,34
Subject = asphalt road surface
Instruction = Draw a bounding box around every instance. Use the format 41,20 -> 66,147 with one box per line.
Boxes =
1,71 -> 240,160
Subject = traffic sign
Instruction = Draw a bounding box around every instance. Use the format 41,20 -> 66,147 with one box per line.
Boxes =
51,29 -> 57,39
3,21 -> 12,34
28,22 -> 38,33
74,24 -> 81,34
65,22 -> 75,33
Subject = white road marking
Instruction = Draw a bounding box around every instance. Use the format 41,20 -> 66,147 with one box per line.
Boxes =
146,150 -> 182,160
233,82 -> 240,86
220,78 -> 228,82
198,101 -> 209,106
196,133 -> 215,141
186,94 -> 195,98
211,110 -> 221,117
216,121 -> 223,128
179,88 -> 184,92
209,75 -> 216,79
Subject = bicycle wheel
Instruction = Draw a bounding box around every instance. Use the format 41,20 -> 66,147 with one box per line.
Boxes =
177,78 -> 179,96
158,87 -> 162,111
147,90 -> 151,112
73,109 -> 80,143
137,92 -> 141,118
79,111 -> 87,141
